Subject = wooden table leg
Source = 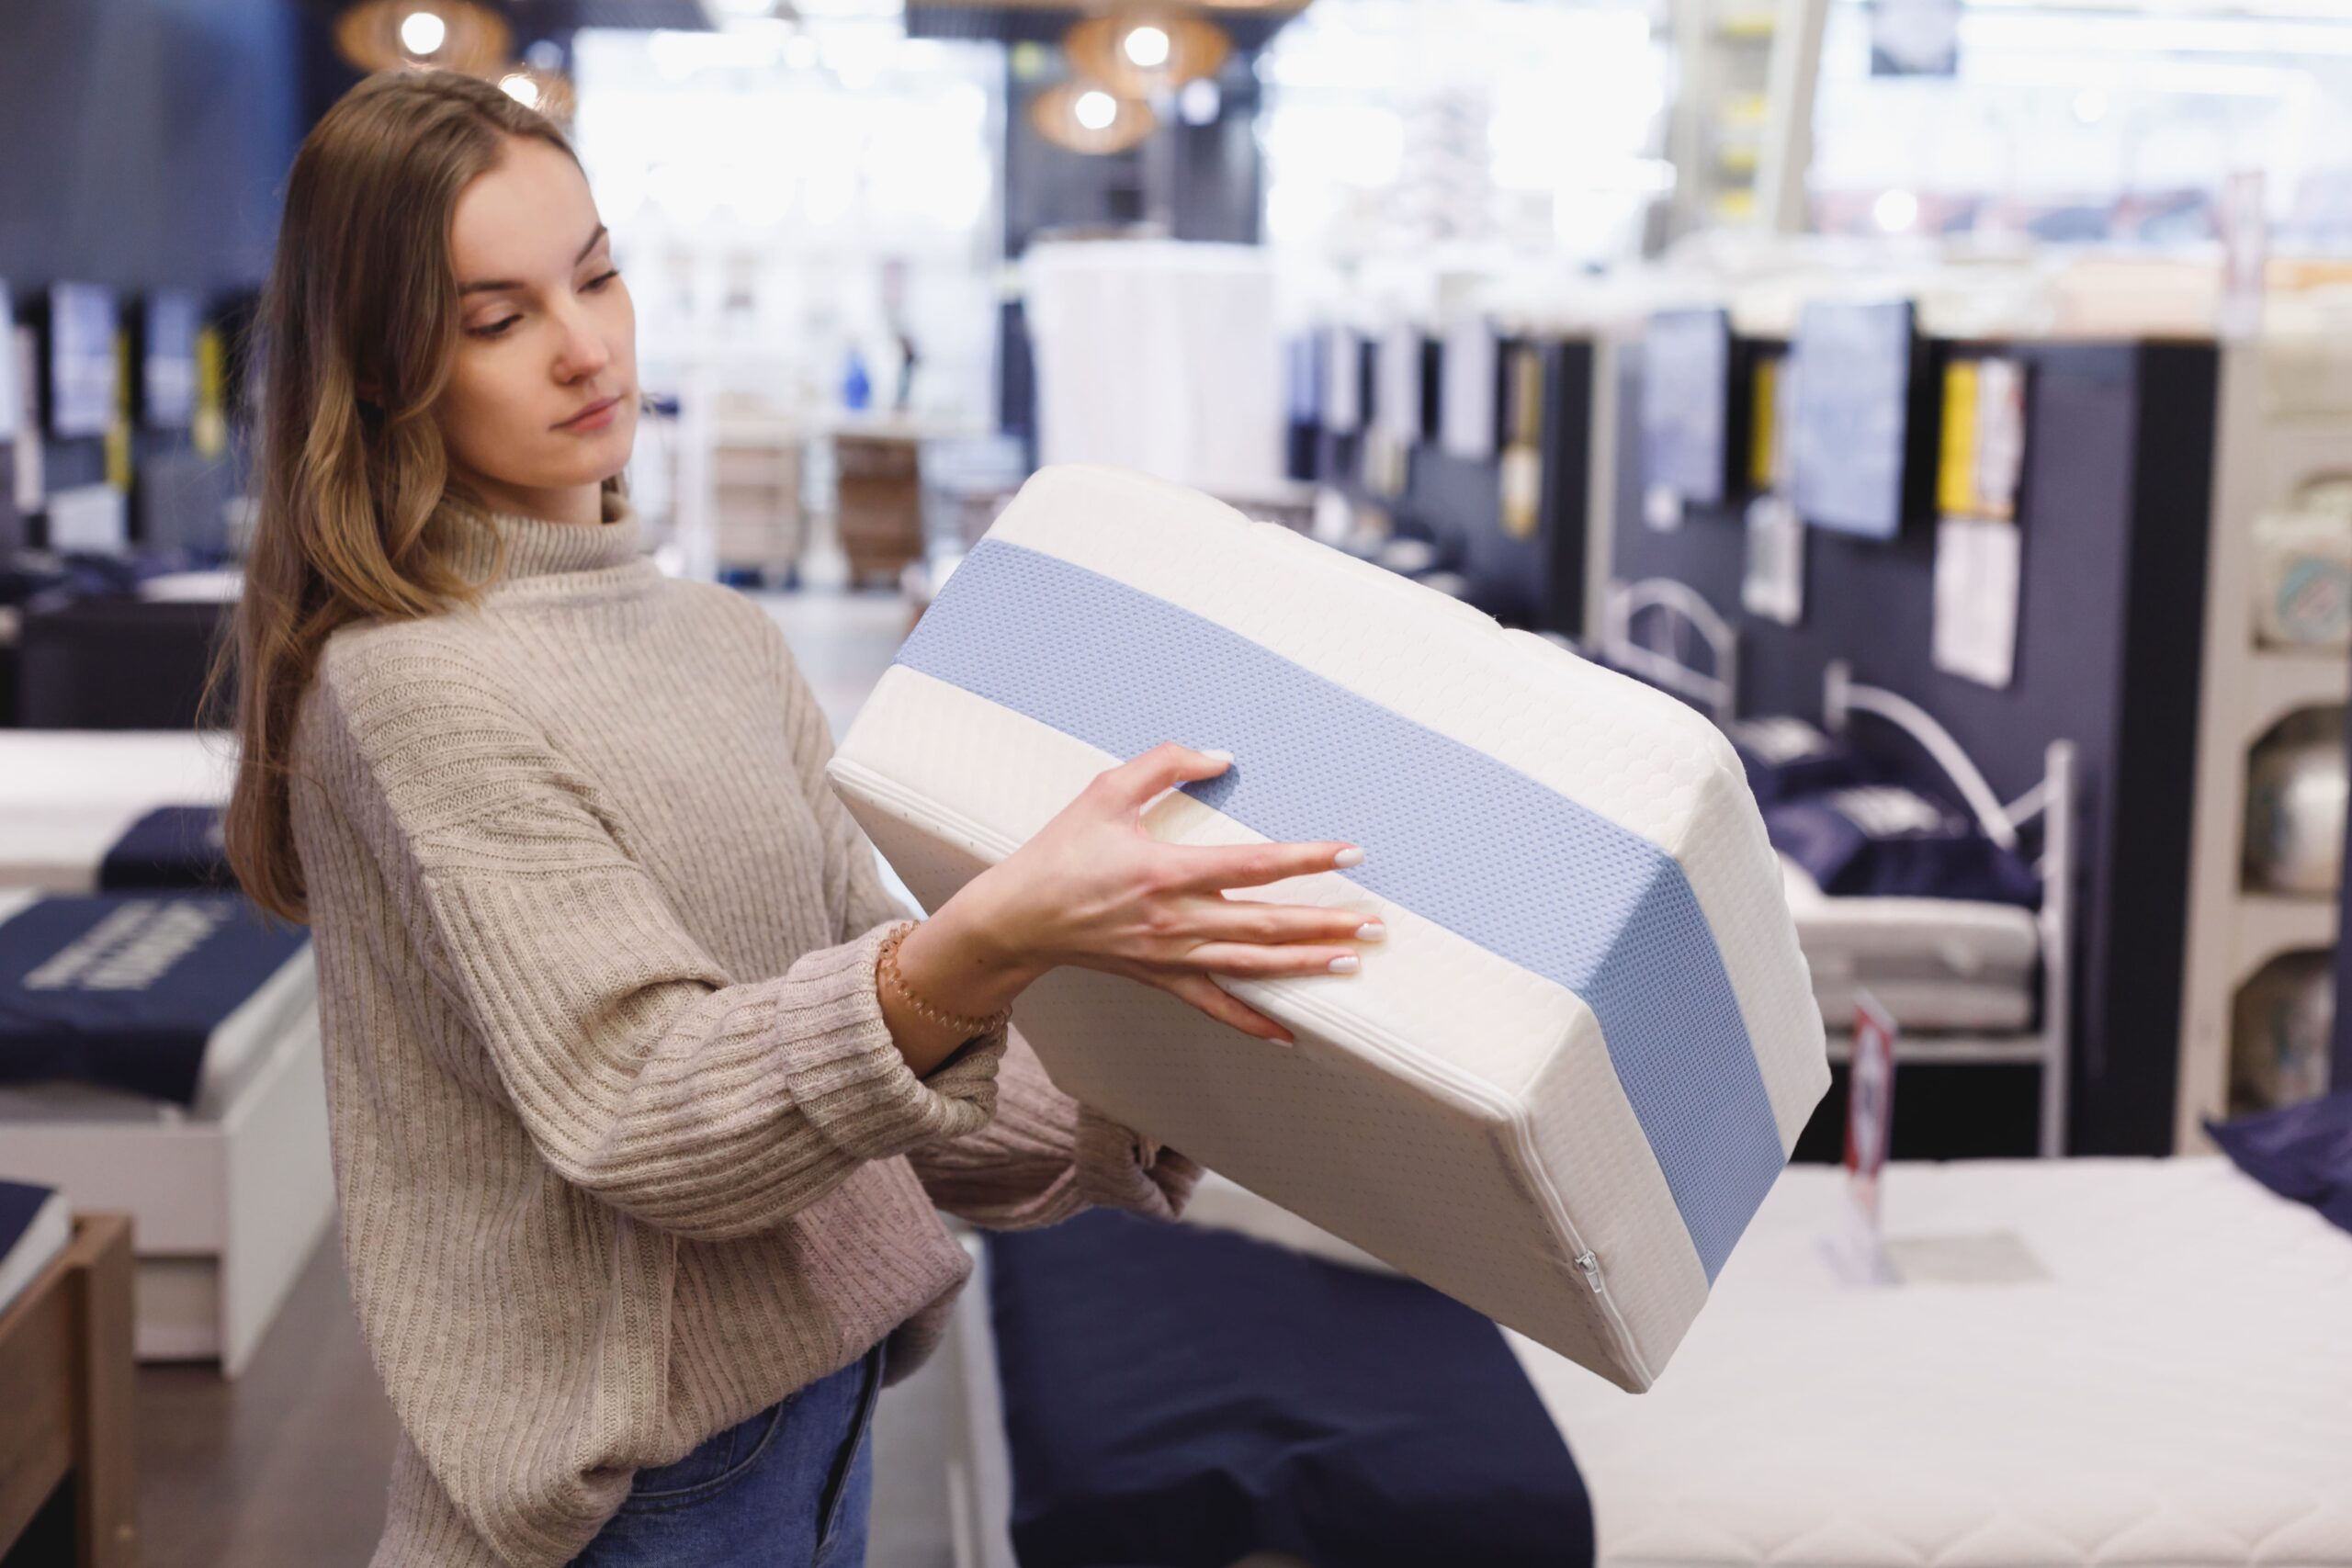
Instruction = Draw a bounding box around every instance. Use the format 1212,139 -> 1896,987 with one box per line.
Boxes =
68,1216 -> 137,1568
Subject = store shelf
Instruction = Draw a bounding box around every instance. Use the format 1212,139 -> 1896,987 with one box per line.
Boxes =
2176,341 -> 2352,1150
2233,891 -> 2341,987
2245,648 -> 2352,739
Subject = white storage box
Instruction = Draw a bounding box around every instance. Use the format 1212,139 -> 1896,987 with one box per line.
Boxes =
829,465 -> 1828,1390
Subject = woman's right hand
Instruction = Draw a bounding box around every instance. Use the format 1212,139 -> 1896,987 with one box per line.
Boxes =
912,743 -> 1380,1045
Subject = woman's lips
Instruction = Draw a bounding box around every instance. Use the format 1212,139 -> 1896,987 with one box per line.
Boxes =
556,394 -> 621,432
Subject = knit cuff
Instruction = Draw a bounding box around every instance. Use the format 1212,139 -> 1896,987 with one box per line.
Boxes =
782,921 -> 1009,1164
1074,1105 -> 1203,1222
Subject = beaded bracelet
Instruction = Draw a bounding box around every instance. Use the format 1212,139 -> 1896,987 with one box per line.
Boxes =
877,920 -> 1013,1040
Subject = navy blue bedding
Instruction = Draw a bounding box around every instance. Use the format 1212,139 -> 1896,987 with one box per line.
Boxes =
0,893 -> 308,1105
97,805 -> 233,892
985,1208 -> 1594,1568
1765,784 -> 2041,906
2208,1092 -> 2352,1237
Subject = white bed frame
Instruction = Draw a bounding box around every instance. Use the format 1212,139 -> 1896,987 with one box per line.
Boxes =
1600,577 -> 1741,724
0,1010 -> 335,1376
1601,578 -> 2075,1156
1823,660 -> 2076,1159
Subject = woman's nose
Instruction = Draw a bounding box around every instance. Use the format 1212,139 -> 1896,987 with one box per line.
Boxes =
552,301 -> 611,382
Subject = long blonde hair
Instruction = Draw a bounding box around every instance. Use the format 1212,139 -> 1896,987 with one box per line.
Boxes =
205,70 -> 618,924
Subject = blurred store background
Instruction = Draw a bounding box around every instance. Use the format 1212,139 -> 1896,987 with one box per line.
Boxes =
5,0 -> 2352,1562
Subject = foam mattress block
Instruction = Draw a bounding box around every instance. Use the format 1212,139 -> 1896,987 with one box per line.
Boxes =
828,465 -> 1829,1390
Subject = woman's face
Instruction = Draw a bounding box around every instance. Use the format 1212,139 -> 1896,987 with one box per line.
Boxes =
437,135 -> 637,524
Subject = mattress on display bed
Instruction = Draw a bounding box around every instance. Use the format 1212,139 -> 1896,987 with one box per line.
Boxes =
1779,856 -> 2039,1032
983,1162 -> 2352,1568
831,464 -> 1828,1390
1509,1157 -> 2352,1567
985,1209 -> 1594,1568
0,886 -> 315,1118
0,730 -> 236,892
0,885 -> 331,1373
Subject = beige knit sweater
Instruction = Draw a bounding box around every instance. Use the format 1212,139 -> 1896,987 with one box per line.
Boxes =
287,492 -> 1198,1568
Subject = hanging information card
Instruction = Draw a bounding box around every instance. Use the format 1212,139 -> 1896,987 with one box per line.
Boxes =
1932,356 -> 2029,688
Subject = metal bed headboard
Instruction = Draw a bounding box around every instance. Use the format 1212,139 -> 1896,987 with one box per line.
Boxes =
1600,577 -> 1740,725
1824,660 -> 2076,1158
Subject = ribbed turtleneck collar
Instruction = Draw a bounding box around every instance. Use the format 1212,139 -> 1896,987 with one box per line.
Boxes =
449,487 -> 645,585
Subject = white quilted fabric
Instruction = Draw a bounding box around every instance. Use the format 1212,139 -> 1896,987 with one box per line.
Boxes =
830,465 -> 1828,1390
1510,1159 -> 2352,1568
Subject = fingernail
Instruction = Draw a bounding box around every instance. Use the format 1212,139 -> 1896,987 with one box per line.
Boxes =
1203,749 -> 1235,764
1333,847 -> 1365,868
1355,921 -> 1386,942
1272,1032 -> 1295,1047
1329,954 -> 1361,974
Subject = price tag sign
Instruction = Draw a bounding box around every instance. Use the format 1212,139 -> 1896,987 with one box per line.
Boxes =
1829,992 -> 1898,1284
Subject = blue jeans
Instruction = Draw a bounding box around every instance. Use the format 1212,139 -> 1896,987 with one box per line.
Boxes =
570,1342 -> 886,1568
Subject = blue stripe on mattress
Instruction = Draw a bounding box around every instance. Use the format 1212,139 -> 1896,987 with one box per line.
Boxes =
897,537 -> 1787,1280
987,1208 -> 1594,1568
0,893 -> 308,1106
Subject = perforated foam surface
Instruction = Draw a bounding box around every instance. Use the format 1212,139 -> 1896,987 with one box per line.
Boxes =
829,465 -> 1828,1389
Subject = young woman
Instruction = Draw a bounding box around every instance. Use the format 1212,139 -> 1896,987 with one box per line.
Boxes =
213,70 -> 1378,1568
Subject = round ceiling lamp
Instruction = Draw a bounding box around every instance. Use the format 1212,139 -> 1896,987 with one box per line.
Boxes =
334,1 -> 513,77
1030,80 -> 1158,156
1064,8 -> 1231,97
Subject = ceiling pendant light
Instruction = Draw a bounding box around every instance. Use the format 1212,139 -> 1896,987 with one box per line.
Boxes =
1064,6 -> 1230,97
1029,79 -> 1158,155
333,1 -> 513,77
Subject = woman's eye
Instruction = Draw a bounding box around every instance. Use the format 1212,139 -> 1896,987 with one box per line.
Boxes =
469,315 -> 522,339
583,268 -> 621,292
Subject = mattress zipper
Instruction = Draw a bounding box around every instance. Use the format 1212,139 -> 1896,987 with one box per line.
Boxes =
831,756 -> 1657,1387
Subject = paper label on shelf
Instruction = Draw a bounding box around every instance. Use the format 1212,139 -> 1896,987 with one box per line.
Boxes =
1499,445 -> 1542,539
1933,514 -> 2022,689
1749,355 -> 1780,492
1439,319 -> 1498,461
1972,357 -> 2026,521
1743,493 -> 1805,626
1644,481 -> 1684,532
1937,359 -> 1981,517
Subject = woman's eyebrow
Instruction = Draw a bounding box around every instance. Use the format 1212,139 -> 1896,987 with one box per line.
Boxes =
459,225 -> 610,296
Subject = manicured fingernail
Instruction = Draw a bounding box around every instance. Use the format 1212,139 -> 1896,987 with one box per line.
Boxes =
1355,921 -> 1386,942
1272,1032 -> 1295,1047
1202,749 -> 1234,763
1329,954 -> 1361,974
1333,847 -> 1365,868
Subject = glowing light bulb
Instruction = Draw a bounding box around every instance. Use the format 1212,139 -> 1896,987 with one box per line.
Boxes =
1123,24 -> 1171,69
399,9 -> 447,55
1074,90 -> 1118,132
500,73 -> 541,107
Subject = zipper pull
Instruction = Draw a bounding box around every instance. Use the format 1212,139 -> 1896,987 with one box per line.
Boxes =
1573,1250 -> 1604,1293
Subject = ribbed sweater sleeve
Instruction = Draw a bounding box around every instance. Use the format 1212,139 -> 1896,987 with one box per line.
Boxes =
308,637 -> 1008,1243
762,618 -> 1201,1227
908,1028 -> 1204,1228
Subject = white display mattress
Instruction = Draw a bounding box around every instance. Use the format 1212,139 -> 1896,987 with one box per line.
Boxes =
0,730 -> 237,892
1781,856 -> 2039,1031
831,464 -> 1828,1390
1504,1158 -> 2352,1568
0,886 -> 317,1121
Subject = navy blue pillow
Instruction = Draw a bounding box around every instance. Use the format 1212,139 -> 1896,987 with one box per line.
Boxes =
2206,1092 -> 2352,1237
1766,784 -> 2041,907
